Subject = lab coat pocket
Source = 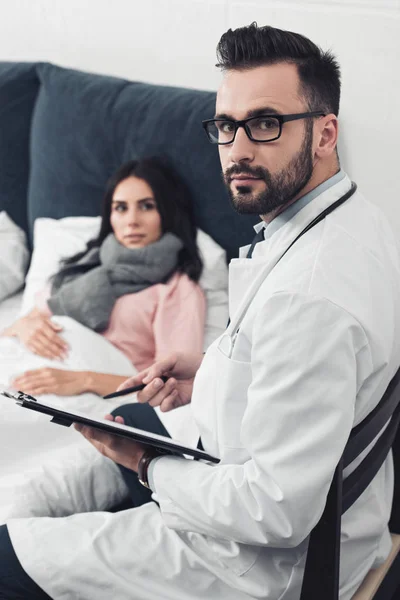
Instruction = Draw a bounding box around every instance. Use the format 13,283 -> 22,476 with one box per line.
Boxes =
216,347 -> 252,457
207,536 -> 261,577
276,543 -> 308,600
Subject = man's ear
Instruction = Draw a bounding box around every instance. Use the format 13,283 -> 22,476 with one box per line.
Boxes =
314,114 -> 339,159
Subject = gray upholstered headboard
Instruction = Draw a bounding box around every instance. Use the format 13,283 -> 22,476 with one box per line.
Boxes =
0,62 -> 39,238
0,61 -> 258,260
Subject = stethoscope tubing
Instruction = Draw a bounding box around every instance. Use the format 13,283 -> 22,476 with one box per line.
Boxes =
219,182 -> 357,358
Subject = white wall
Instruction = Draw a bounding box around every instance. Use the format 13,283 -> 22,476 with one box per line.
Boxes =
1,0 -> 400,236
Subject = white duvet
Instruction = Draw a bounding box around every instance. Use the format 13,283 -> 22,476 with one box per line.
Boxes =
0,315 -> 199,523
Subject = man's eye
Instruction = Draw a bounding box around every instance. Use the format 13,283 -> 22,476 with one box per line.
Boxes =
217,121 -> 234,133
257,118 -> 278,130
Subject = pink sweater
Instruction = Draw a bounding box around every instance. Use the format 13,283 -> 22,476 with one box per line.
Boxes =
37,273 -> 206,372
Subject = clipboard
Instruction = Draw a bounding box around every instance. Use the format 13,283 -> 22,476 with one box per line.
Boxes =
1,390 -> 220,464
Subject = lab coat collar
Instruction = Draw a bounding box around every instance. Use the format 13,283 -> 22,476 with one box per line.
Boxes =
239,172 -> 352,260
230,173 -> 353,321
240,171 -> 347,258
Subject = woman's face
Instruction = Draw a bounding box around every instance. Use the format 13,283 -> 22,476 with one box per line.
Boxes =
110,176 -> 162,248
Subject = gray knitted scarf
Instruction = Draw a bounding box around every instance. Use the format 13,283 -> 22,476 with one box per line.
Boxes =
48,232 -> 183,332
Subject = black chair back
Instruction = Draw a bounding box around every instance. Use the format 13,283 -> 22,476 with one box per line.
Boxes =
300,368 -> 400,600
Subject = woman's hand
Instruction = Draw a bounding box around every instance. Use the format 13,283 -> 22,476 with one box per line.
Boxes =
2,308 -> 68,360
117,351 -> 204,413
75,415 -> 146,472
11,368 -> 88,396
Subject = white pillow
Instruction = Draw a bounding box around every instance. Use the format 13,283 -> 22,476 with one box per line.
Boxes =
21,217 -> 229,348
196,229 -> 229,348
0,211 -> 29,302
20,217 -> 101,315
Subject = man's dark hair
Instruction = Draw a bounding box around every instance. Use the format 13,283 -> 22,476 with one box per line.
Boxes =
216,22 -> 341,116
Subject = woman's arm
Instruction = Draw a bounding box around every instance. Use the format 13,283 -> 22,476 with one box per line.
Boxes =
82,372 -> 132,396
11,368 -> 131,397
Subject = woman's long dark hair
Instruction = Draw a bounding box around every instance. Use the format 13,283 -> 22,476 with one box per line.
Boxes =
57,157 -> 203,282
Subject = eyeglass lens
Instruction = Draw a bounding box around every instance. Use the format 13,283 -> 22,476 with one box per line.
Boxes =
206,116 -> 281,143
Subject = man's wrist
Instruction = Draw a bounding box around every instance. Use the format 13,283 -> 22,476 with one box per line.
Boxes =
137,449 -> 160,487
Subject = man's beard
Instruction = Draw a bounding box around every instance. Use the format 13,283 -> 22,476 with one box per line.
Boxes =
223,124 -> 314,215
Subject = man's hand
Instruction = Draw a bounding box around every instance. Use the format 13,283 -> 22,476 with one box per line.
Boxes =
117,351 -> 204,412
75,415 -> 146,472
3,309 -> 68,360
11,368 -> 88,396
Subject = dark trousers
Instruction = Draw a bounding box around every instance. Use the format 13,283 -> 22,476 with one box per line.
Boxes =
0,525 -> 52,600
0,403 -> 169,599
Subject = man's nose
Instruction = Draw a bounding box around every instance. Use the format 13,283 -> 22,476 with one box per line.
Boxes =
227,126 -> 256,164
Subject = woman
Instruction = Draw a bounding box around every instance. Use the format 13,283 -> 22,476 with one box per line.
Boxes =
1,157 -> 206,397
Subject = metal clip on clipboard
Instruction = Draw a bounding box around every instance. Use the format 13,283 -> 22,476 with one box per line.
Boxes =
2,390 -> 74,427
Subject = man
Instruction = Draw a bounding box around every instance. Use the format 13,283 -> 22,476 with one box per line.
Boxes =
2,23 -> 400,600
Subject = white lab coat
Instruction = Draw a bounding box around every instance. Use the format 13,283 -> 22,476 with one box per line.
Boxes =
8,174 -> 400,600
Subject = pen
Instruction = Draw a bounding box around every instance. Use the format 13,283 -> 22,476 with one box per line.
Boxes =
103,376 -> 169,400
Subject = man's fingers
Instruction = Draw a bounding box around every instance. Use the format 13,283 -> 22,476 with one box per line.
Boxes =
75,424 -> 94,438
75,424 -> 108,445
74,424 -> 105,452
116,373 -> 148,392
75,419 -> 125,449
142,358 -> 174,384
142,377 -> 177,406
159,391 -> 180,412
117,355 -> 178,393
104,414 -> 125,424
137,378 -> 168,405
141,369 -> 164,385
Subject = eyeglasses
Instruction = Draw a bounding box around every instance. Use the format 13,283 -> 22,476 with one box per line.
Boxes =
202,111 -> 325,145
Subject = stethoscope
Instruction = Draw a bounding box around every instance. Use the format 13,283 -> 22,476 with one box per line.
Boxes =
218,182 -> 358,359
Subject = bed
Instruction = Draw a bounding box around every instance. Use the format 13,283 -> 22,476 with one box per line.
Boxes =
0,60 -> 257,523
0,293 -> 23,333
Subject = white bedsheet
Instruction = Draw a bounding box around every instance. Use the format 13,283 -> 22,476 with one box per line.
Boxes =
0,291 -> 23,332
0,305 -> 200,523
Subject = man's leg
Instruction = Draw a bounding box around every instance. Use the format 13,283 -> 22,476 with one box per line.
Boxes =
110,403 -> 170,508
0,524 -> 52,600
7,503 -> 248,600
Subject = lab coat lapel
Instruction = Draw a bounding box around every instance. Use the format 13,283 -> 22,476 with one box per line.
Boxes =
228,251 -> 270,319
228,174 -> 353,326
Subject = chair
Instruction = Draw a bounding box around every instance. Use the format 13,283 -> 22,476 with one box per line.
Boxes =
351,534 -> 400,600
300,368 -> 400,600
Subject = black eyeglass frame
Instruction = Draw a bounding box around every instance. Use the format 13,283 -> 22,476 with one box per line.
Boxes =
202,111 -> 326,145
